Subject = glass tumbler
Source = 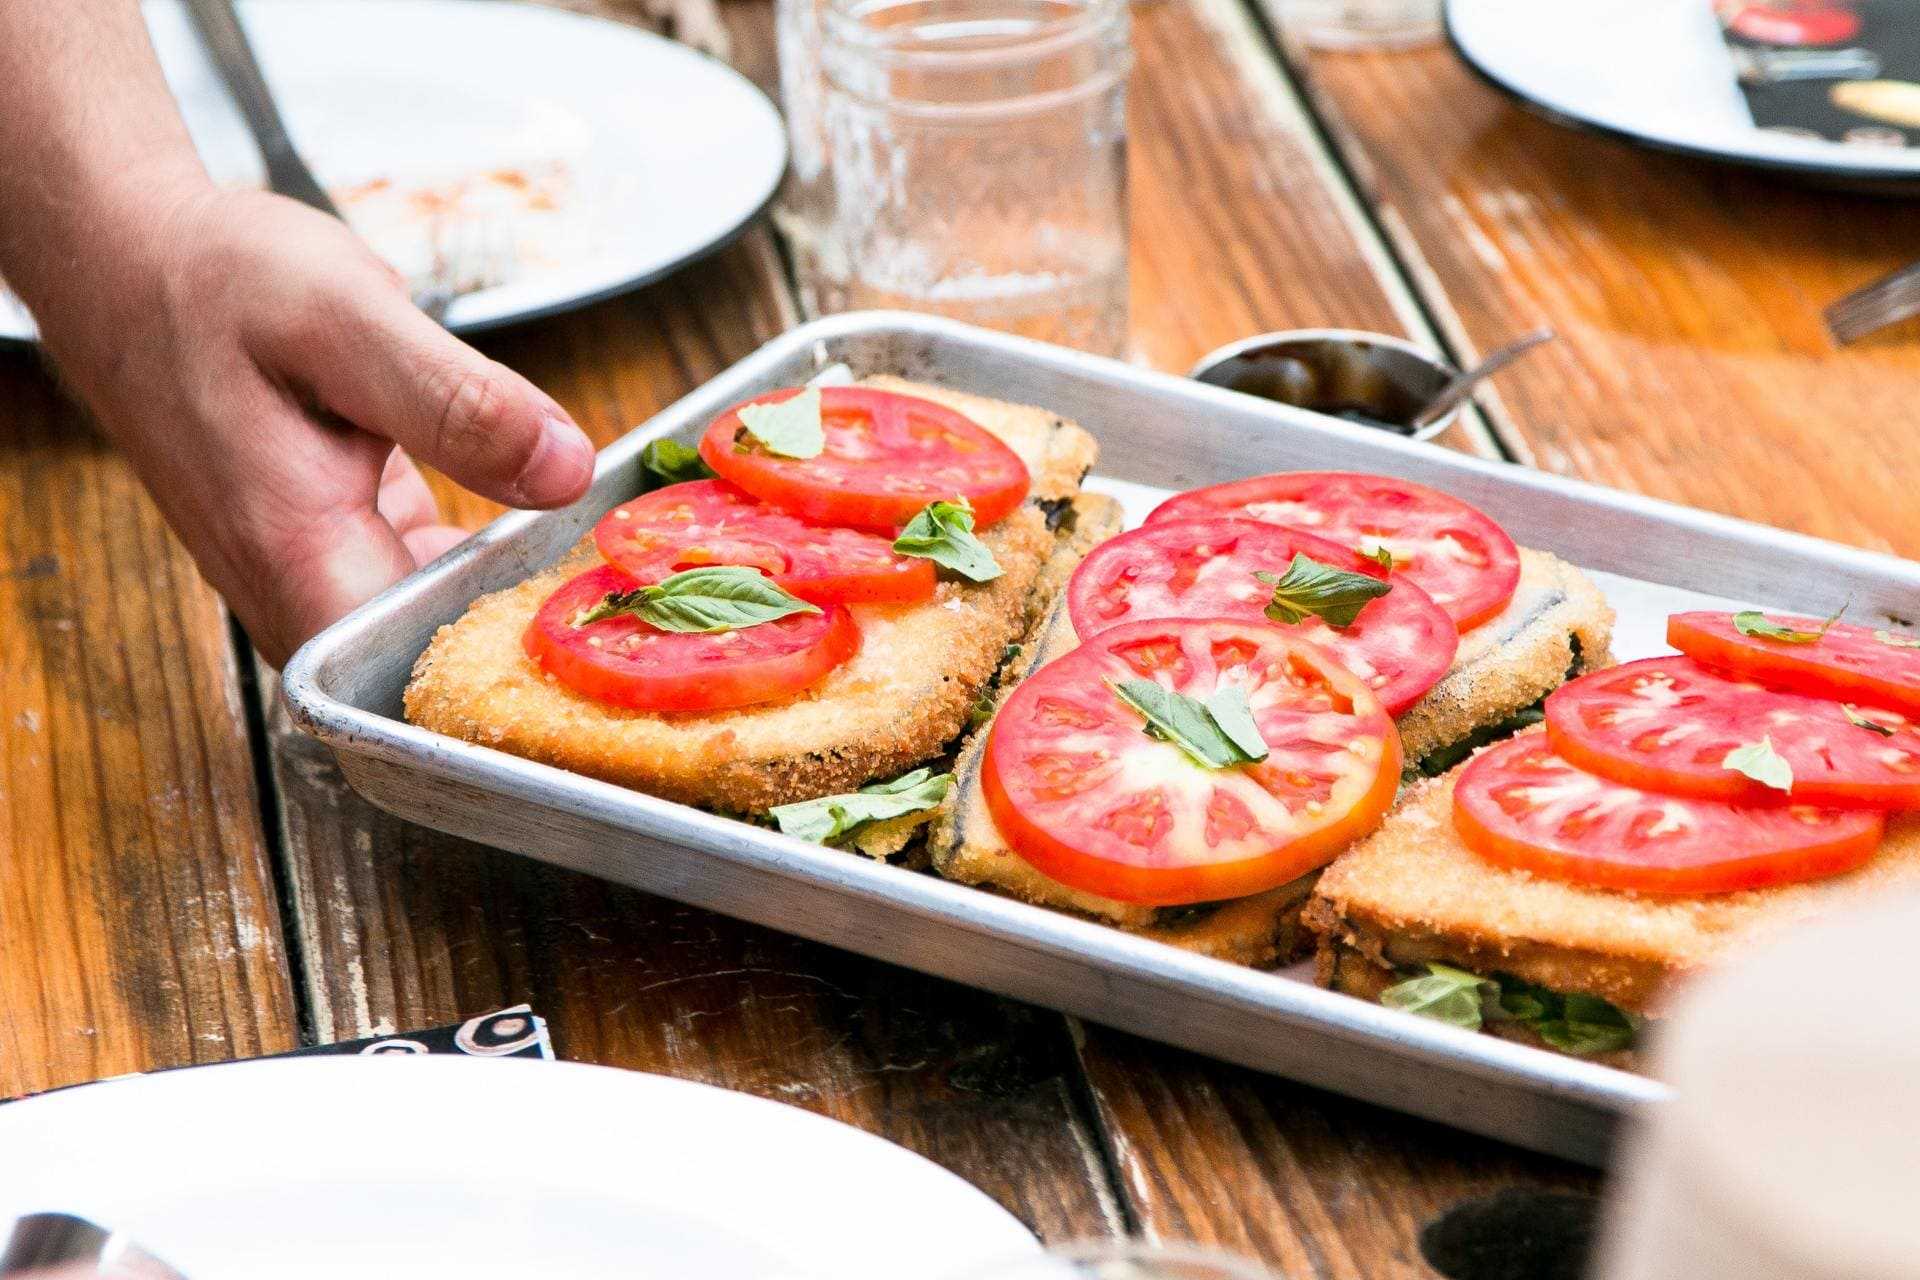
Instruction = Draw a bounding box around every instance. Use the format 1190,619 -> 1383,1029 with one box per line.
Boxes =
792,0 -> 1131,355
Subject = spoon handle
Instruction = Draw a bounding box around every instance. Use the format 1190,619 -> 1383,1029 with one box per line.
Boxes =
1414,327 -> 1556,429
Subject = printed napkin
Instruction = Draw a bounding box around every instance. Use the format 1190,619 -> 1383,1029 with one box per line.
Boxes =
1717,0 -> 1920,148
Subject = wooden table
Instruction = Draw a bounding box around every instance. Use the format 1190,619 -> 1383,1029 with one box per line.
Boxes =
7,0 -> 1919,1273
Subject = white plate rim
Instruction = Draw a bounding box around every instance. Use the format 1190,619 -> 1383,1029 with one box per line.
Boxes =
1445,0 -> 1920,186
0,1055 -> 1040,1277
0,0 -> 789,346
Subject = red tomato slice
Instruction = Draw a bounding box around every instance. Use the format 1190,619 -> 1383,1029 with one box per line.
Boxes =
523,564 -> 861,712
1668,611 -> 1920,720
699,387 -> 1031,532
981,618 -> 1402,905
1149,472 -> 1520,631
1727,4 -> 1861,46
1064,517 -> 1459,717
1544,657 -> 1920,810
1453,735 -> 1884,896
594,479 -> 937,606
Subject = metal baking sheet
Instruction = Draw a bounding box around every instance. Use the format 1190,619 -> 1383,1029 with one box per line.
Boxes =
282,311 -> 1920,1165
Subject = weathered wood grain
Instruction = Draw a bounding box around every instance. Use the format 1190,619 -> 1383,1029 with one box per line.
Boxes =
0,356 -> 296,1098
1288,41 -> 1920,553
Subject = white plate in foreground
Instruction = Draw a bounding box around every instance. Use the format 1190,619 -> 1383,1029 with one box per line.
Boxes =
0,1056 -> 1036,1280
1447,0 -> 1920,184
0,0 -> 787,343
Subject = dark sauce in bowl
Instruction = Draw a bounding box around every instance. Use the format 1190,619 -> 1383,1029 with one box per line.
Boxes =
1192,337 -> 1455,439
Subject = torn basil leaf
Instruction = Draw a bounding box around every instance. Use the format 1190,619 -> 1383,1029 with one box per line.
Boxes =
1203,687 -> 1268,763
737,387 -> 825,458
1390,969 -> 1638,1056
1380,964 -> 1487,1031
769,768 -> 953,845
1255,554 -> 1393,629
1732,609 -> 1835,645
639,438 -> 717,490
1722,735 -> 1793,793
893,498 -> 1002,582
1536,994 -> 1637,1056
573,566 -> 820,633
1111,679 -> 1265,769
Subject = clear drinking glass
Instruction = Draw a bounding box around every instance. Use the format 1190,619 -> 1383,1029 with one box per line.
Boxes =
1273,0 -> 1440,50
951,1241 -> 1283,1280
779,0 -> 1132,355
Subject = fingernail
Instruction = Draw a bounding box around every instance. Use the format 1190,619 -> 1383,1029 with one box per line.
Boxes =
514,416 -> 595,506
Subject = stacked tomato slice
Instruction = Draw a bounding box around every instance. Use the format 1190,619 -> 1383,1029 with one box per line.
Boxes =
522,387 -> 1030,713
985,472 -> 1521,904
1454,613 -> 1920,895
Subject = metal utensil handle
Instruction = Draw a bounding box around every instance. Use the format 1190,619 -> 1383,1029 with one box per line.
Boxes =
180,0 -> 342,217
1412,326 -> 1555,429
1,1213 -> 186,1279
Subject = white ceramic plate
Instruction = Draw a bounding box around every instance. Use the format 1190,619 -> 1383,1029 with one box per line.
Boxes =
0,0 -> 786,344
0,1057 -> 1038,1280
1447,0 -> 1920,184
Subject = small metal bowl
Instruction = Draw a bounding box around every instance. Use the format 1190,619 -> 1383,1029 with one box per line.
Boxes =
1188,329 -> 1461,442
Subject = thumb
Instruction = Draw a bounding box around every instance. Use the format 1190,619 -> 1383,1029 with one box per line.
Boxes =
264,281 -> 595,509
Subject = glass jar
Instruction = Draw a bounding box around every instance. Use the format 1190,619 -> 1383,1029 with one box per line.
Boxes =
779,0 -> 1132,355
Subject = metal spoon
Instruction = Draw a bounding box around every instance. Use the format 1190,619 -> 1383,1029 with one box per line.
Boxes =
1411,327 -> 1555,430
0,1213 -> 185,1279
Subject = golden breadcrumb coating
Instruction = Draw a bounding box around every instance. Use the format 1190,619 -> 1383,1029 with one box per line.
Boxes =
1397,547 -> 1615,765
404,379 -> 1101,810
1307,728 -> 1920,1015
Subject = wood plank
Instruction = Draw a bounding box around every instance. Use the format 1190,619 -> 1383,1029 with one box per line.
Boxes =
1286,39 -> 1920,552
0,355 -> 296,1098
268,236 -> 1121,1239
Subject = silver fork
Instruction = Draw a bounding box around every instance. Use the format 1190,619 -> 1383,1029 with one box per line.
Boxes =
1825,260 -> 1920,345
415,213 -> 520,325
184,0 -> 512,325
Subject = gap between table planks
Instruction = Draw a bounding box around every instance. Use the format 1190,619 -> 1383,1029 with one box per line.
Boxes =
0,355 -> 298,1098
256,0 -> 1592,1269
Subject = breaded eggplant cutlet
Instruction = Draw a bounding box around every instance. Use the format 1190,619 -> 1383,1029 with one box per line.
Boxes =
1306,730 -> 1920,1064
927,547 -> 1616,967
405,379 -> 1103,811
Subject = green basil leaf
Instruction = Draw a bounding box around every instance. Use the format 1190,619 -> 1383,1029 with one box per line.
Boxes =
1722,735 -> 1794,793
737,387 -> 825,458
768,768 -> 952,844
1491,973 -> 1558,1023
1254,555 -> 1393,629
1380,964 -> 1487,1031
1732,609 -> 1835,645
1535,994 -> 1636,1056
1111,679 -> 1265,769
574,566 -> 820,633
1367,546 -> 1396,572
639,438 -> 717,490
1875,629 -> 1920,650
1203,687 -> 1268,763
1843,704 -> 1897,737
893,498 -> 1003,582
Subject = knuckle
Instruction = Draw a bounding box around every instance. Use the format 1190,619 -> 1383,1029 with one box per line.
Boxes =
422,360 -> 515,469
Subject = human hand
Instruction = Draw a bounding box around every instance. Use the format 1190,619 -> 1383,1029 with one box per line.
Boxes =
29,183 -> 594,666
